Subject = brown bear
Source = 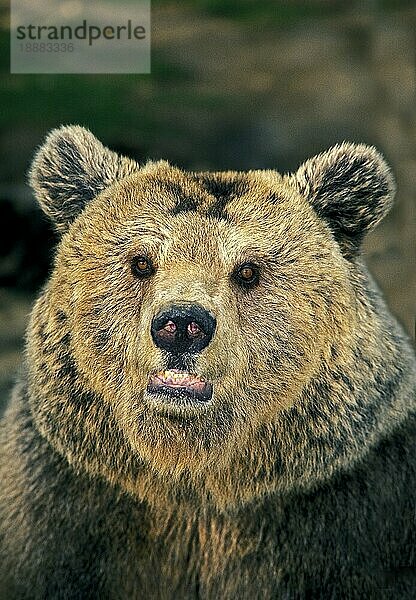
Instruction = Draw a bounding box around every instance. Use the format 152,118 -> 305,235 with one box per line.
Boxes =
0,125 -> 415,599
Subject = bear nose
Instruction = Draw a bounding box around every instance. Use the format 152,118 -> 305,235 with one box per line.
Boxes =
151,304 -> 216,355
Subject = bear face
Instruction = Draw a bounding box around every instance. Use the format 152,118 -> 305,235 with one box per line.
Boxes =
26,126 -> 398,508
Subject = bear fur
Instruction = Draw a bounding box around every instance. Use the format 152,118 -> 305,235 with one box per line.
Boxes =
0,125 -> 415,599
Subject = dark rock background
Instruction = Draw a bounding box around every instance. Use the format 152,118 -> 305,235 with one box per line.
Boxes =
1,1 -> 415,409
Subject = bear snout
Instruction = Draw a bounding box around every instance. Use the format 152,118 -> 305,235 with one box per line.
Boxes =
151,304 -> 216,355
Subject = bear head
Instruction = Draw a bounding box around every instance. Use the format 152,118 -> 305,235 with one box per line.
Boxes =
26,125 -> 396,508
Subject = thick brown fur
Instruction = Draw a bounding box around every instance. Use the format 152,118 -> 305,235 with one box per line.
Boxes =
0,126 -> 415,599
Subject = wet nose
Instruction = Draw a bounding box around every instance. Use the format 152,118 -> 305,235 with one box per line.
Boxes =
151,304 -> 216,355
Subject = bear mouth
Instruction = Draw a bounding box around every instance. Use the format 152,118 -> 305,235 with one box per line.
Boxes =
147,369 -> 213,405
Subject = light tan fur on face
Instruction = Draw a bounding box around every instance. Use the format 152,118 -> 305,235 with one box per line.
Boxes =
23,126 -> 414,511
25,158 -> 360,504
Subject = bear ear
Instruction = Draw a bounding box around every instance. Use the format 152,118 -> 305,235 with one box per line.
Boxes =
29,125 -> 139,233
290,142 -> 396,257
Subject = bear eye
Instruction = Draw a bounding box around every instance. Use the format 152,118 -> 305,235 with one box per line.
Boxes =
233,262 -> 260,288
131,255 -> 154,278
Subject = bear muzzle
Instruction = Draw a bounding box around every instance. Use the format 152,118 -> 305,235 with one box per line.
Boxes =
147,305 -> 216,408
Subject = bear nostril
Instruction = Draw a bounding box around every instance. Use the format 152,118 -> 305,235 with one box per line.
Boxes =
151,305 -> 216,355
157,320 -> 177,341
187,322 -> 202,338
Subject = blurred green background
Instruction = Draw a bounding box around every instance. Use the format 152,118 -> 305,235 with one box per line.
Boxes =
1,0 -> 415,407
